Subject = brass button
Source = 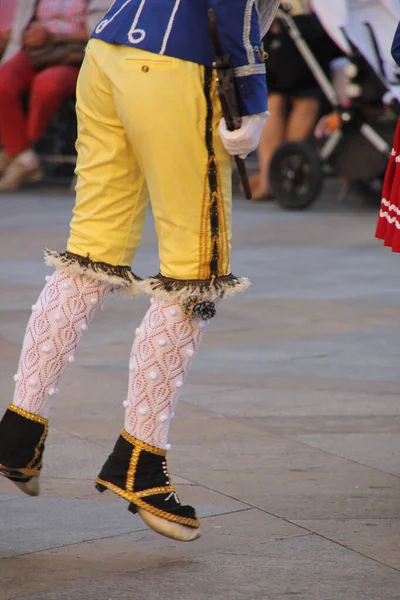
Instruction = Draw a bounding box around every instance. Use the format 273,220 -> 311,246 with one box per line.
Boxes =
142,65 -> 149,72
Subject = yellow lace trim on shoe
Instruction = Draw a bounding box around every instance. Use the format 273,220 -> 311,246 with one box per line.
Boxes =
95,477 -> 199,529
126,445 -> 140,492
27,424 -> 48,470
8,405 -> 48,425
0,463 -> 40,478
135,497 -> 200,529
96,477 -> 174,504
121,430 -> 166,456
122,432 -> 166,492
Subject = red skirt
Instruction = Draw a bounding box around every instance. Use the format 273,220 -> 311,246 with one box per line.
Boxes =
376,118 -> 400,251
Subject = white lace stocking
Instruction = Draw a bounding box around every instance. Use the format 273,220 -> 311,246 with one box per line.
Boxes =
12,270 -> 110,417
124,299 -> 207,449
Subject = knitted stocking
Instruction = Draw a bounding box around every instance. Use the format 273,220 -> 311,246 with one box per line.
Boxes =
124,299 -> 207,449
12,270 -> 110,417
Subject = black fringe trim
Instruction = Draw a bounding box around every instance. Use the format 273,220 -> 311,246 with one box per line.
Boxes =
45,249 -> 141,285
141,273 -> 249,300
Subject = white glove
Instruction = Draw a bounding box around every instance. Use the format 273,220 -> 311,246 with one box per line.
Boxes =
219,112 -> 268,159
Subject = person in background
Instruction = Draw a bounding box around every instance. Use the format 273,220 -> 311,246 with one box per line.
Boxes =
249,0 -> 339,200
0,0 -> 108,192
376,21 -> 400,250
0,0 -> 16,58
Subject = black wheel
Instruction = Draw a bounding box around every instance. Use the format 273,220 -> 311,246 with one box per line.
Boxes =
269,142 -> 323,210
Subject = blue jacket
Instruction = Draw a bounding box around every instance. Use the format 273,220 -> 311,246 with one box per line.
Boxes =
392,22 -> 400,68
91,0 -> 268,116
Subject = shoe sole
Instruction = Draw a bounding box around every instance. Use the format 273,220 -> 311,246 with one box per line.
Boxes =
96,483 -> 200,542
138,507 -> 201,542
11,477 -> 40,496
0,468 -> 40,496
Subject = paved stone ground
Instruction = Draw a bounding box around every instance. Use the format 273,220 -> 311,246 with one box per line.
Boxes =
0,184 -> 399,600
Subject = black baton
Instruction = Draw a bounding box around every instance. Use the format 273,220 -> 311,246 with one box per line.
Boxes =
208,9 -> 252,200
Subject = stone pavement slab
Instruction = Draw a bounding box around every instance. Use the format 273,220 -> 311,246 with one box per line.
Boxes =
171,411 -> 400,520
0,187 -> 400,599
294,518 -> 400,570
8,534 -> 400,600
195,329 -> 400,381
0,510 -> 305,599
0,493 -> 250,559
185,385 -> 400,417
294,432 -> 400,476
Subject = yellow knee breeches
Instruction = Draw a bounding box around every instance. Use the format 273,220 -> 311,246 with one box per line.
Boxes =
46,39 -> 248,301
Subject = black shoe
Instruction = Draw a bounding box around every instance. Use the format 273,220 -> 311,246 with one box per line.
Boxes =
0,405 -> 48,496
96,430 -> 200,542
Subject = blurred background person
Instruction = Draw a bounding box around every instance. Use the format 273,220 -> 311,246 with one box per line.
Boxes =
249,0 -> 342,200
0,0 -> 109,192
0,0 -> 16,58
376,19 -> 400,250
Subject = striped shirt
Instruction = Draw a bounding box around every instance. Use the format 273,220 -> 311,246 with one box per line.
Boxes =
0,0 -> 16,34
37,0 -> 88,34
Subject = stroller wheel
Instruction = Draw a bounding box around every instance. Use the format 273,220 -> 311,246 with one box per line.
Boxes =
269,142 -> 322,210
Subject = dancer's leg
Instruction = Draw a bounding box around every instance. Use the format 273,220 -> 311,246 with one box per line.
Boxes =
0,40 -> 148,499
12,270 -> 110,417
96,299 -> 207,541
0,270 -> 111,495
124,298 -> 206,449
95,44 -> 246,542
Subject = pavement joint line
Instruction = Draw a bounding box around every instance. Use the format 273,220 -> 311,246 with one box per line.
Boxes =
4,382 -> 400,465
0,507 -> 255,563
294,516 -> 400,519
291,437 -> 400,480
10,475 -> 197,484
196,325 -> 400,349
181,400 -> 400,481
188,377 -> 400,394
212,534 -> 314,554
291,528 -> 400,574
191,382 -> 400,397
181,479 -> 400,573
49,426 -> 113,450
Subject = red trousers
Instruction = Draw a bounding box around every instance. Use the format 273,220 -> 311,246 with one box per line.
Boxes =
0,50 -> 79,156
